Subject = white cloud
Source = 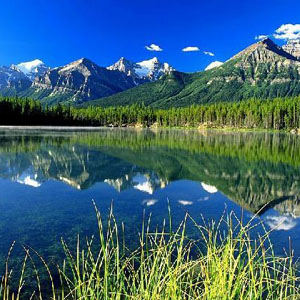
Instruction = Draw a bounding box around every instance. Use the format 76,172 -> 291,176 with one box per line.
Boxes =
145,44 -> 163,52
142,199 -> 158,206
205,61 -> 223,71
182,46 -> 200,52
178,200 -> 193,206
255,35 -> 269,40
273,24 -> 300,40
198,196 -> 210,202
201,182 -> 218,193
265,215 -> 297,231
203,51 -> 215,56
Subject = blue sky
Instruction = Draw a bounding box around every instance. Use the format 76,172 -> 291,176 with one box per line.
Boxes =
0,0 -> 299,72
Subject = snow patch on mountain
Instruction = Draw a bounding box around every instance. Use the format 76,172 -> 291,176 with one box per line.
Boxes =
133,174 -> 155,194
205,61 -> 224,71
14,59 -> 49,80
135,57 -> 174,80
16,59 -> 44,74
16,174 -> 41,188
201,182 -> 218,194
108,57 -> 174,82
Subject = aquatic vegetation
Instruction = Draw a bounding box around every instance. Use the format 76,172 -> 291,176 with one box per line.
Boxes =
1,204 -> 299,300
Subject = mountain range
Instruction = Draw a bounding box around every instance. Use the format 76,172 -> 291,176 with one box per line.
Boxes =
87,38 -> 300,108
1,38 -> 300,107
1,131 -> 300,216
0,56 -> 173,105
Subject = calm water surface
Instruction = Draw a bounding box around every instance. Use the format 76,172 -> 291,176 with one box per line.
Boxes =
1,128 -> 300,267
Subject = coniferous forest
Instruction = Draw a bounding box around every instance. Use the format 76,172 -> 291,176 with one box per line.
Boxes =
1,96 -> 300,130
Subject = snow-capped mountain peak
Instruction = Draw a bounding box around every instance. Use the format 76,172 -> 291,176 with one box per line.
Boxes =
140,56 -> 159,65
107,57 -> 174,83
136,57 -> 158,71
13,59 -> 49,80
107,57 -> 137,76
16,59 -> 44,72
58,57 -> 93,73
135,57 -> 174,80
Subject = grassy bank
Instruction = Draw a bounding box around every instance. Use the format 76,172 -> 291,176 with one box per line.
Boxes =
1,205 -> 299,300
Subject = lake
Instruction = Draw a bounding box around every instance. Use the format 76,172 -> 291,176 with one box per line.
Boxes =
1,128 -> 300,270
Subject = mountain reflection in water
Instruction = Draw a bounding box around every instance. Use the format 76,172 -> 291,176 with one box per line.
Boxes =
1,128 -> 300,261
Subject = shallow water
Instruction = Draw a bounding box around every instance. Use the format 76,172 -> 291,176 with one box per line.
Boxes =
1,128 -> 300,266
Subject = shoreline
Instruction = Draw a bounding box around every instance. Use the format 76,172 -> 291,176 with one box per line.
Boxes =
0,125 -> 293,134
0,125 -> 108,130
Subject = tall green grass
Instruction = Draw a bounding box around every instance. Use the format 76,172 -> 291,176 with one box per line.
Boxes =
1,204 -> 299,300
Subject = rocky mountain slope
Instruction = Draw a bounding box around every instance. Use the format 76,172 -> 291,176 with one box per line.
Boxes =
0,59 -> 49,96
22,58 -> 143,105
107,57 -> 174,83
87,38 -> 300,108
0,66 -> 32,95
2,38 -> 300,107
0,57 -> 174,105
283,39 -> 300,59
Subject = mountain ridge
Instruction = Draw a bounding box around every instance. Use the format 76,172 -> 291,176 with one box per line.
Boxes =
0,56 -> 174,104
27,57 -> 140,105
231,38 -> 298,61
1,38 -> 300,107
85,38 -> 300,108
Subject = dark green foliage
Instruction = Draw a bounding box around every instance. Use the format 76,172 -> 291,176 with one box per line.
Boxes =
1,96 -> 300,130
0,97 -> 74,126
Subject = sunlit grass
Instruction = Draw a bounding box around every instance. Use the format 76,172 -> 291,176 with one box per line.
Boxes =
1,203 -> 299,300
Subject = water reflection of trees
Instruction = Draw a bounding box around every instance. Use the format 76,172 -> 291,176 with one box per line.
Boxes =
0,129 -> 300,214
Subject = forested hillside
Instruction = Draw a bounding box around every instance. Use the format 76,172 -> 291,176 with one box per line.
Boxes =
86,38 -> 300,108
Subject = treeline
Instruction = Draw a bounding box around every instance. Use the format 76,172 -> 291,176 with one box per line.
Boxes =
0,98 -> 74,126
1,96 -> 300,130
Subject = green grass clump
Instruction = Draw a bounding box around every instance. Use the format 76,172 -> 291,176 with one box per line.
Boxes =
1,204 -> 299,300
